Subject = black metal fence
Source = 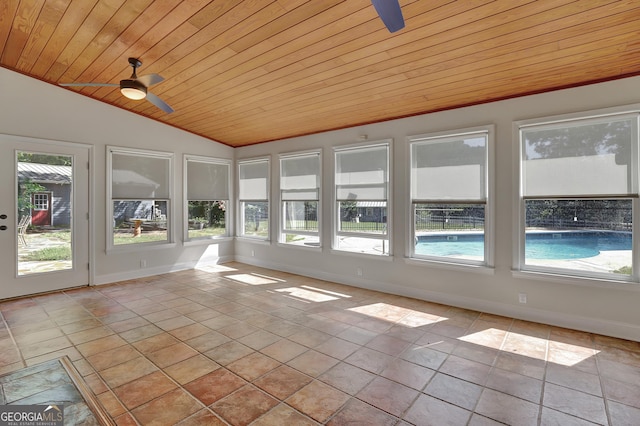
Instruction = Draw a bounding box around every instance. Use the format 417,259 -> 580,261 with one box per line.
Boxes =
340,220 -> 387,233
526,218 -> 631,232
525,202 -> 632,232
415,215 -> 484,231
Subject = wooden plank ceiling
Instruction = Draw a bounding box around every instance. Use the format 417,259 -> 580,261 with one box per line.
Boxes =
1,0 -> 640,147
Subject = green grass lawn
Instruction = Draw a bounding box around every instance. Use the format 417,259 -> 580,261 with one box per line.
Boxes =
243,221 -> 269,237
22,246 -> 71,261
113,230 -> 168,245
188,227 -> 227,239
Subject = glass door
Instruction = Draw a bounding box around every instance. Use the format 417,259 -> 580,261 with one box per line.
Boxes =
0,136 -> 89,299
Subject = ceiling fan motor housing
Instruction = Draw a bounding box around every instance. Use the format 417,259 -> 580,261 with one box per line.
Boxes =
120,79 -> 147,100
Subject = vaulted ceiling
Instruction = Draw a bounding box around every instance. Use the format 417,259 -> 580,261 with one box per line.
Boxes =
1,1 -> 639,147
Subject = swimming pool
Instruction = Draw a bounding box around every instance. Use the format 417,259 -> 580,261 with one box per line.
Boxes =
415,231 -> 632,260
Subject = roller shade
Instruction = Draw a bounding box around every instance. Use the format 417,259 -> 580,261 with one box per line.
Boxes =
411,133 -> 487,201
336,144 -> 388,201
187,160 -> 229,200
281,153 -> 320,201
521,115 -> 637,197
112,152 -> 170,199
239,159 -> 269,200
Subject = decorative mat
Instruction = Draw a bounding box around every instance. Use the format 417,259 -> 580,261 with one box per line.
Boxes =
0,356 -> 114,425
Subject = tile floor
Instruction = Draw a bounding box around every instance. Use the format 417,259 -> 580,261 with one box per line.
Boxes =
0,262 -> 639,425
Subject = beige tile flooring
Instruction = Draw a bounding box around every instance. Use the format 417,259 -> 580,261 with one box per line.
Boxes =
0,262 -> 639,425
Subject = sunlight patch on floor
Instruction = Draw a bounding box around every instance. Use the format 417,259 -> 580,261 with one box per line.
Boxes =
301,285 -> 351,298
348,303 -> 447,327
275,287 -> 340,302
459,328 -> 599,366
224,273 -> 281,285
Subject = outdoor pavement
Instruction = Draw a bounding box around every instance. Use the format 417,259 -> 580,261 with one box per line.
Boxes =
18,233 -> 72,275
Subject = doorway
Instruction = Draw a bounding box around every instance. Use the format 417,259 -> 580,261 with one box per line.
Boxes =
0,135 -> 90,299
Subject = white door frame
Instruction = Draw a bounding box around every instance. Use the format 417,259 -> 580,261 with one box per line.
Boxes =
0,133 -> 93,299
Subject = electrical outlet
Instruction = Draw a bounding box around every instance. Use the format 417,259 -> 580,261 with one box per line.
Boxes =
251,250 -> 255,257
357,267 -> 363,276
140,259 -> 147,268
518,293 -> 527,304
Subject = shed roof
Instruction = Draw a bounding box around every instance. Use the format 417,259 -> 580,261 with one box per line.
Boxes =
17,163 -> 71,185
356,201 -> 386,208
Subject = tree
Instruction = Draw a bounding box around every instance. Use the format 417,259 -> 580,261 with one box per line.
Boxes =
526,199 -> 631,230
341,201 -> 357,221
209,201 -> 226,226
18,180 -> 46,219
17,152 -> 72,166
524,120 -> 631,163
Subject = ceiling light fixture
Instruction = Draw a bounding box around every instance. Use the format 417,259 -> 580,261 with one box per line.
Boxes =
120,79 -> 147,100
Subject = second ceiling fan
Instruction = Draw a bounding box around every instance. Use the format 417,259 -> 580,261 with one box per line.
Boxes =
372,0 -> 405,33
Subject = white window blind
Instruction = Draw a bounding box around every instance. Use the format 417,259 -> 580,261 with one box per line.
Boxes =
112,152 -> 170,199
521,114 -> 638,197
335,144 -> 388,201
411,133 -> 487,201
187,160 -> 229,200
280,153 -> 320,201
239,159 -> 269,200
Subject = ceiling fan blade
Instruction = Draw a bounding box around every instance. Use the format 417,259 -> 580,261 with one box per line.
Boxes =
371,0 -> 405,33
137,73 -> 164,87
60,82 -> 119,87
146,92 -> 174,113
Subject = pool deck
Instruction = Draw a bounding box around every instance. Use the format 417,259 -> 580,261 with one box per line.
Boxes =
528,249 -> 631,273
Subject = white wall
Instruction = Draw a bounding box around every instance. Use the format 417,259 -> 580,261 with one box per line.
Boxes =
3,65 -> 639,341
0,67 -> 235,284
236,76 -> 640,342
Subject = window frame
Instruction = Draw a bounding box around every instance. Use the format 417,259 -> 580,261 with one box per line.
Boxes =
32,193 -> 49,211
237,157 -> 270,241
278,150 -> 321,248
515,107 -> 640,282
183,155 -> 232,243
107,146 -> 174,252
408,126 -> 494,267
332,140 -> 391,257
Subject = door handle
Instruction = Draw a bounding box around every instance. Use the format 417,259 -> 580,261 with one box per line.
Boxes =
0,214 -> 6,220
0,225 -> 7,231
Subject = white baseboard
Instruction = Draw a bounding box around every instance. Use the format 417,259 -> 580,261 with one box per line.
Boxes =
93,255 -> 234,286
233,256 -> 640,342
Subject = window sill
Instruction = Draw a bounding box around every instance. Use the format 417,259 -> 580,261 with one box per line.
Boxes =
183,236 -> 233,246
405,257 -> 494,274
329,249 -> 393,261
512,269 -> 640,291
235,236 -> 271,245
277,242 -> 322,251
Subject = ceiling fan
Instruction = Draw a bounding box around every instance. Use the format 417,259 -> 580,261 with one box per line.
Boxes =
60,57 -> 174,113
372,0 -> 405,33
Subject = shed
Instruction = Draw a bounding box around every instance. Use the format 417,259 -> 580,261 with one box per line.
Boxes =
17,162 -> 72,227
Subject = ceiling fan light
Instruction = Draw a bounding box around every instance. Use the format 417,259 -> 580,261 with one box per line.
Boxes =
121,87 -> 146,100
120,80 -> 147,100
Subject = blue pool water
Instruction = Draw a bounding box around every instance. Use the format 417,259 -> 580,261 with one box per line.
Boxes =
415,231 -> 632,259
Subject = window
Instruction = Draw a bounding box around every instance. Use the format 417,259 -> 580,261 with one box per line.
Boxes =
185,156 -> 230,240
32,193 -> 49,211
410,129 -> 491,265
108,147 -> 172,247
238,158 -> 269,239
519,111 -> 638,279
334,142 -> 390,255
280,151 -> 321,247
